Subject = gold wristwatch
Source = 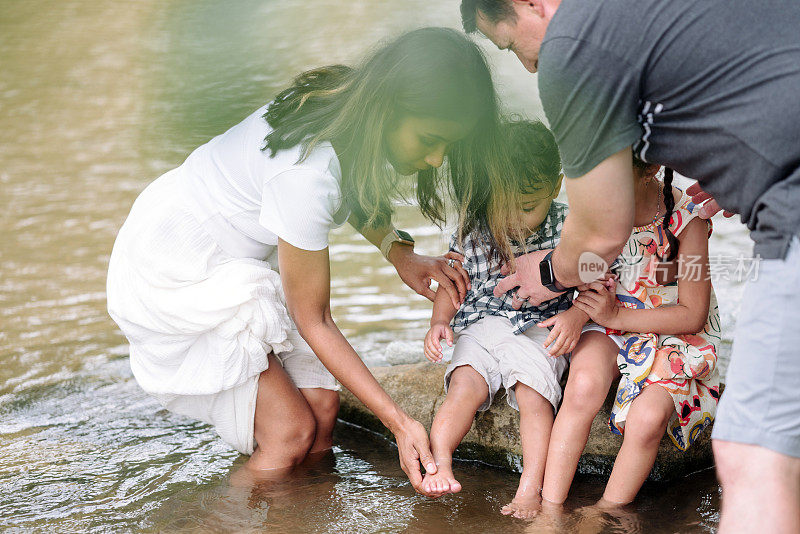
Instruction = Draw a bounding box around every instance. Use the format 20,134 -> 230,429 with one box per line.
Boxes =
380,228 -> 415,261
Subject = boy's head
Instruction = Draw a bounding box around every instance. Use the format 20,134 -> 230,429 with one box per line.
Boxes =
503,120 -> 563,232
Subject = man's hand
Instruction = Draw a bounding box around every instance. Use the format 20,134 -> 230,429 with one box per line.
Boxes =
390,246 -> 469,309
493,249 -> 564,307
686,183 -> 735,219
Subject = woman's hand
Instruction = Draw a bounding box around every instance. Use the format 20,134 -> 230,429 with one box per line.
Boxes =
391,414 -> 438,494
424,323 -> 453,362
686,183 -> 735,219
537,307 -> 590,357
390,245 -> 469,309
572,279 -> 620,328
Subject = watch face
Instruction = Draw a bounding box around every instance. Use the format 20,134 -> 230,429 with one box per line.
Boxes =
395,229 -> 415,243
539,257 -> 554,285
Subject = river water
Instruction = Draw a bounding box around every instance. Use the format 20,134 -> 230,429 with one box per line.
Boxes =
0,0 -> 753,531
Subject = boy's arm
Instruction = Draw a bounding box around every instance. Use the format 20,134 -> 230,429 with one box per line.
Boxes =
430,286 -> 459,326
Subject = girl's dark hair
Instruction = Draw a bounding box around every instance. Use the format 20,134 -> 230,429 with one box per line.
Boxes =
263,27 -> 499,229
450,120 -> 561,264
633,157 -> 679,262
660,168 -> 680,262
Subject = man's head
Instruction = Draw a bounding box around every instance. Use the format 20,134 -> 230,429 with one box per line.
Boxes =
460,0 -> 557,73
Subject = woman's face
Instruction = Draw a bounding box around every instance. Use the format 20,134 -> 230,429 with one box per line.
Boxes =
385,115 -> 473,176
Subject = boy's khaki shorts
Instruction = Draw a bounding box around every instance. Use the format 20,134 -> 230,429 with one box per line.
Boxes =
445,315 -> 568,412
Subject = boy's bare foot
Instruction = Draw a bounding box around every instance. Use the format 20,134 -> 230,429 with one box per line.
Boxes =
421,460 -> 462,498
501,479 -> 543,519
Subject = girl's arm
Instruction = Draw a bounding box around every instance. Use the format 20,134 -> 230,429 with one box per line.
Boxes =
574,218 -> 711,335
349,217 -> 468,309
278,238 -> 437,492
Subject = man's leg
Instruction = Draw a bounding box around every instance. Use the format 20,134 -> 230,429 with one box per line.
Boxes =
714,441 -> 800,533
712,236 -> 800,533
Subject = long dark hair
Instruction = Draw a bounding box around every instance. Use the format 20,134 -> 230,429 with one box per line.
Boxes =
633,158 -> 679,261
263,27 -> 500,229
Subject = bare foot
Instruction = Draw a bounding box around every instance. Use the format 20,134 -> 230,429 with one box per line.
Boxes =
421,460 -> 462,498
501,480 -> 542,519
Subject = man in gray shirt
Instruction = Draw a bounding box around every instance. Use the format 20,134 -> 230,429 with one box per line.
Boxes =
460,0 -> 800,531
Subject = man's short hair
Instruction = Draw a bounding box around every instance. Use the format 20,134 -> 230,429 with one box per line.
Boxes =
460,0 -> 517,33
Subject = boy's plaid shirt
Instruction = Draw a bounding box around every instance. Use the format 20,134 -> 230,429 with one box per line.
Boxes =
449,201 -> 573,335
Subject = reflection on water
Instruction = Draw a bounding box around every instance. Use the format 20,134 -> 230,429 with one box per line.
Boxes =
1,0 -> 741,531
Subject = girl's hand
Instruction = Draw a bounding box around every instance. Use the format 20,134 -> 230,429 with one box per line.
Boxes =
538,307 -> 588,357
390,246 -> 469,309
572,279 -> 620,328
424,323 -> 454,362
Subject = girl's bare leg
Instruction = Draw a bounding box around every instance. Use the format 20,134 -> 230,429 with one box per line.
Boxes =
501,383 -> 554,519
299,387 -> 340,454
542,332 -> 619,504
246,353 -> 318,473
422,365 -> 489,497
602,384 -> 674,504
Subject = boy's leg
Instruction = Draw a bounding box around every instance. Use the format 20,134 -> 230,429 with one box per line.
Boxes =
602,384 -> 674,504
502,383 -> 554,519
542,331 -> 619,503
423,364 -> 490,497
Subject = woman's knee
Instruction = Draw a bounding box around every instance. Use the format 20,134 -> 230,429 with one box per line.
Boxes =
254,402 -> 317,463
304,388 -> 340,429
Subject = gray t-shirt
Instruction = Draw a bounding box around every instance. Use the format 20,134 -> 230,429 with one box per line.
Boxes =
538,0 -> 800,259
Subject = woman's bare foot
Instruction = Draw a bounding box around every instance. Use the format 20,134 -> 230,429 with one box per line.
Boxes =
501,478 -> 542,519
421,459 -> 462,498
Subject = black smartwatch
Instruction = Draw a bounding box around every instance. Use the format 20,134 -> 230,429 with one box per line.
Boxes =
539,250 -> 569,293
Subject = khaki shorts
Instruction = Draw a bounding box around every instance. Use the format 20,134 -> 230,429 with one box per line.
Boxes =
712,236 -> 800,458
445,315 -> 568,412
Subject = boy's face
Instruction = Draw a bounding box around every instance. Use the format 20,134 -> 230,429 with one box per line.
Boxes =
517,175 -> 563,232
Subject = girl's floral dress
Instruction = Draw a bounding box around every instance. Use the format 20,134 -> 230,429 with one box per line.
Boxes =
603,187 -> 722,450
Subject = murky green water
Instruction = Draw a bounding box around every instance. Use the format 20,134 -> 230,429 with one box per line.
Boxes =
1,0 -> 752,531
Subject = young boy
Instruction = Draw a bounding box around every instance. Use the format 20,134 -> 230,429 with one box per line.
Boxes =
421,121 -> 589,519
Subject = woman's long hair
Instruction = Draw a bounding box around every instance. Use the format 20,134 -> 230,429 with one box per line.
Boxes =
263,27 -> 500,229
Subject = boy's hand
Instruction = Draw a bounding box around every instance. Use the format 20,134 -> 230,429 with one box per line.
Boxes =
538,307 -> 587,357
572,279 -> 620,328
424,323 -> 454,362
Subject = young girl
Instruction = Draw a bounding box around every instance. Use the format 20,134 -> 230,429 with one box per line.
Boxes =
106,28 -> 500,490
541,160 -> 722,505
421,121 -> 590,518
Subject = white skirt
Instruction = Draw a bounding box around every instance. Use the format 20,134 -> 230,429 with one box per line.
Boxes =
107,170 -> 338,455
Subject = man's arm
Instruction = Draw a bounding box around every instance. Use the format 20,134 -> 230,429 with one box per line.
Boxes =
552,147 -> 636,286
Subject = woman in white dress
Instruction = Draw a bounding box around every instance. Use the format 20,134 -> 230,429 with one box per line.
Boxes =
106,28 -> 502,492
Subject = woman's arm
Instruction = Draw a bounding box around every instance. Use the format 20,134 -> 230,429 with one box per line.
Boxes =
574,218 -> 712,335
277,238 -> 437,492
349,217 -> 469,308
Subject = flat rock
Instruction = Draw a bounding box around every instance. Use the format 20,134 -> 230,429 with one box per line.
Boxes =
338,362 -> 716,481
